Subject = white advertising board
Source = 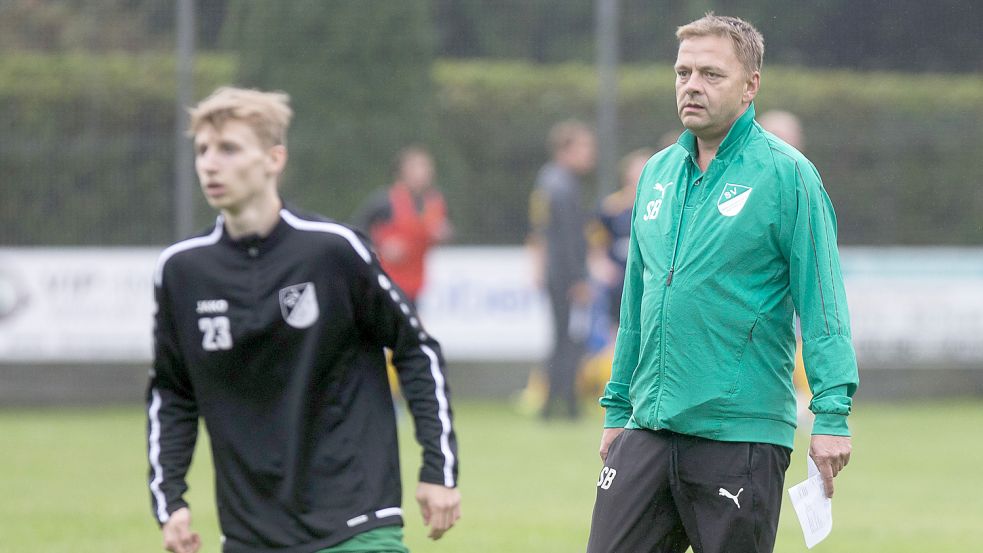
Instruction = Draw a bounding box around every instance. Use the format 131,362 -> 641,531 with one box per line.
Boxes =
0,248 -> 157,362
0,246 -> 551,363
417,247 -> 551,361
840,248 -> 983,368
1,246 -> 982,367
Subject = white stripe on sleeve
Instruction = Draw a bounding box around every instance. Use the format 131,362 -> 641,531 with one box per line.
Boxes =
148,389 -> 170,523
420,344 -> 456,487
154,217 -> 224,286
280,209 -> 372,263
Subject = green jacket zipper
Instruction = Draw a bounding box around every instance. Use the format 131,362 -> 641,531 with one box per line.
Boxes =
654,171 -> 696,422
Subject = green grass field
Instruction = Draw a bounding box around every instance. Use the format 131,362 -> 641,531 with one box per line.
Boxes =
1,398 -> 981,552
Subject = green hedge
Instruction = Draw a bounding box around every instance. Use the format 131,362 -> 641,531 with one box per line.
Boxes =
436,61 -> 983,245
0,52 -> 234,245
3,54 -> 982,245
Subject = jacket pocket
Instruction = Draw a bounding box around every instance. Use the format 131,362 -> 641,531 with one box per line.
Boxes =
726,315 -> 761,400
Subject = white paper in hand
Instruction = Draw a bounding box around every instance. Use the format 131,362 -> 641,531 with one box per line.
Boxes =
788,455 -> 832,548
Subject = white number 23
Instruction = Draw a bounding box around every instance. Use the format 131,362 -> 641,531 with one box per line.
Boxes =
198,316 -> 233,351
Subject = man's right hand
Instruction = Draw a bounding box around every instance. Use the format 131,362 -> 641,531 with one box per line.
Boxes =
415,482 -> 462,540
598,427 -> 625,462
162,507 -> 201,553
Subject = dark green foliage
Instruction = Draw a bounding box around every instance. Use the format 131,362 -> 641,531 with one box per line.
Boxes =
3,0 -> 982,72
435,61 -> 983,245
433,0 -> 983,73
3,55 -> 983,246
0,53 -> 234,245
222,0 -> 438,225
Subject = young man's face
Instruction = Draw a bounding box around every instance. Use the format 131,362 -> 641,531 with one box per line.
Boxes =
674,34 -> 759,143
399,152 -> 435,193
562,131 -> 598,175
194,120 -> 283,214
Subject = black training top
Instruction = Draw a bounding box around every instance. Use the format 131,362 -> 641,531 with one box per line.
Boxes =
146,206 -> 458,553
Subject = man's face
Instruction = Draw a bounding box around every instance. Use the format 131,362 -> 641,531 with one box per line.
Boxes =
399,152 -> 435,193
674,34 -> 758,142
194,121 -> 282,213
565,131 -> 598,175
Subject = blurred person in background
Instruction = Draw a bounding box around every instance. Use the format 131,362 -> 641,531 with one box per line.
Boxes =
356,145 -> 452,306
759,108 -> 813,430
579,149 -> 655,398
587,14 -> 858,553
758,109 -> 804,150
527,120 -> 597,420
658,128 -> 684,150
589,148 -> 656,337
147,87 -> 459,553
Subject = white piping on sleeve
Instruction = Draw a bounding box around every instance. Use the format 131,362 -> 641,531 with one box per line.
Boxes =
154,217 -> 224,286
279,209 -> 372,263
148,389 -> 170,523
420,344 -> 456,487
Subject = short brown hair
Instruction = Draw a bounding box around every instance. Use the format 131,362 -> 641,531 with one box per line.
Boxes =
548,119 -> 593,156
188,86 -> 293,148
676,12 -> 764,77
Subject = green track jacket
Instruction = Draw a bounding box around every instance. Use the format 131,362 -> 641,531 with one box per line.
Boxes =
601,104 -> 859,449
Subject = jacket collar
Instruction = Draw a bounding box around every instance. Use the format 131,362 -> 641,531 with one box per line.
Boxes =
219,200 -> 291,254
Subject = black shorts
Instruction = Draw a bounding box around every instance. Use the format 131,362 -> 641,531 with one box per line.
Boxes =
586,429 -> 791,553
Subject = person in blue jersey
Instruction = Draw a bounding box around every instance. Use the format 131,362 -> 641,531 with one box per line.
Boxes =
589,148 -> 655,335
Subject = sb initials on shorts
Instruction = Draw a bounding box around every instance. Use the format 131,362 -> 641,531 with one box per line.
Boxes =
586,429 -> 791,553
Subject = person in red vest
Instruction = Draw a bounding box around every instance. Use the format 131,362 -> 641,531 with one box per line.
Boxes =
356,145 -> 452,304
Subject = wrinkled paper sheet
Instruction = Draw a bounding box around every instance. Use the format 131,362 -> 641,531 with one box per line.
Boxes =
788,456 -> 832,548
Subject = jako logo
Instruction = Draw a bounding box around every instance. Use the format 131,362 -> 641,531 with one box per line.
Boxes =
196,299 -> 229,314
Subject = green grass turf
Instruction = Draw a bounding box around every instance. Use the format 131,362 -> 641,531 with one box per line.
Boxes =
0,399 -> 981,552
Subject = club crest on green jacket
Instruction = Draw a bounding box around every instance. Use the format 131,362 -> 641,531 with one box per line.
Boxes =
717,184 -> 752,216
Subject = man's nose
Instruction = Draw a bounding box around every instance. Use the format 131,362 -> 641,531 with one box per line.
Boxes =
197,150 -> 218,172
683,74 -> 704,94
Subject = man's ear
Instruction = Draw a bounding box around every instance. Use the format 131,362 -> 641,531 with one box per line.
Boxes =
744,71 -> 761,103
267,144 -> 288,177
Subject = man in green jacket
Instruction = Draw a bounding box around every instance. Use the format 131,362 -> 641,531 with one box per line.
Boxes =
586,13 -> 859,553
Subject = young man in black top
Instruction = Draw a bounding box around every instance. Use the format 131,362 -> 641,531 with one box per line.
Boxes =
147,87 -> 460,553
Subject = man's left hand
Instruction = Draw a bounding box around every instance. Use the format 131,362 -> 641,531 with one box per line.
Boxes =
809,434 -> 852,499
415,482 -> 461,540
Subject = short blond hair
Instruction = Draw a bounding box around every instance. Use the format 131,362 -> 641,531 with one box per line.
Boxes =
548,119 -> 593,156
676,13 -> 764,77
188,86 -> 293,148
